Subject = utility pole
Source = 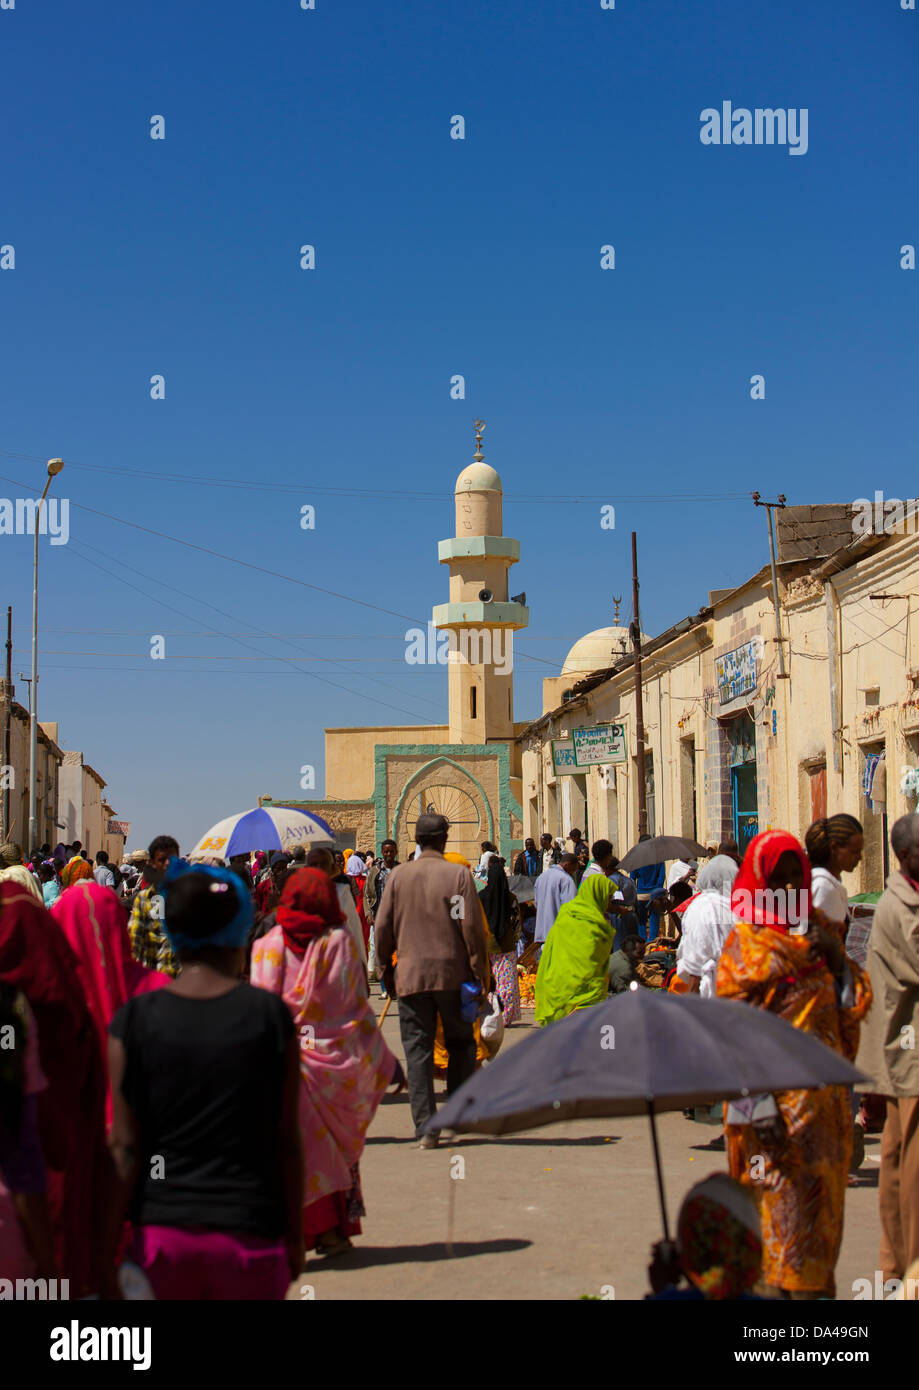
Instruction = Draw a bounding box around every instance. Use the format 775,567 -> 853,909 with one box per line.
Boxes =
752,493 -> 789,679
1,607 -> 11,842
28,458 -> 64,849
630,532 -> 648,837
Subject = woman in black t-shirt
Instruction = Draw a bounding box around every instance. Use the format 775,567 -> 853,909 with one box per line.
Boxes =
107,862 -> 303,1299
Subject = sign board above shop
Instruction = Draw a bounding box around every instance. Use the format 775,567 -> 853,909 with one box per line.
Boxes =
715,640 -> 759,705
572,723 -> 628,766
551,739 -> 578,776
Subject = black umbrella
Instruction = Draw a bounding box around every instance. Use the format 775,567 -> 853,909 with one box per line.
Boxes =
427,989 -> 866,1241
618,835 -> 708,872
507,873 -> 536,904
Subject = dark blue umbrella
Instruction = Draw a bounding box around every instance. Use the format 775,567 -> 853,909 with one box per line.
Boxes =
427,988 -> 866,1240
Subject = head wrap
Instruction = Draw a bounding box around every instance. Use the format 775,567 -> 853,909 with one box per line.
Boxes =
730,830 -> 810,932
161,859 -> 253,952
0,865 -> 42,901
696,855 -> 740,898
480,857 -> 515,954
677,1173 -> 762,1299
277,867 -> 345,956
51,880 -> 168,1125
345,853 -> 366,876
0,843 -> 23,869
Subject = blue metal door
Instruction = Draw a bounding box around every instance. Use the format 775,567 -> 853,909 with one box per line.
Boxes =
732,764 -> 758,854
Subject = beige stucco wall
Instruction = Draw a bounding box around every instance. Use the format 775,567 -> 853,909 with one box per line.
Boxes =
274,799 -> 377,854
520,526 -> 919,892
3,706 -> 61,847
522,623 -> 714,853
324,725 -> 450,801
81,768 -> 106,857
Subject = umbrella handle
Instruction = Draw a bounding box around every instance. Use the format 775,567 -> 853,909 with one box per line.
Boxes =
647,1101 -> 671,1245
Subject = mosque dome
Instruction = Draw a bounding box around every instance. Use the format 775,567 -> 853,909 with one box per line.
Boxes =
561,626 -> 633,676
455,461 -> 502,494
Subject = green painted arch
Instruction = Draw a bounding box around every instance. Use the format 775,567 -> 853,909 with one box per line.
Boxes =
390,756 -> 495,845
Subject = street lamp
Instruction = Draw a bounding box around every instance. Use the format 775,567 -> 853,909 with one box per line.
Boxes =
28,458 -> 64,849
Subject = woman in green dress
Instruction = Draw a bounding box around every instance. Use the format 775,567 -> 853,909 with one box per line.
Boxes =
535,874 -> 615,1026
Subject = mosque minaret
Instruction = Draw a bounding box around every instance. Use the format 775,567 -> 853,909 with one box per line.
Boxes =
432,421 -> 529,745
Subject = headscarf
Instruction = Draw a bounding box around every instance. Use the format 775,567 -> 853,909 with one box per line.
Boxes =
345,853 -> 366,876
52,843 -> 68,866
277,866 -> 345,956
695,855 -> 740,898
730,830 -> 810,932
534,875 -> 614,1026
443,851 -> 471,868
0,864 -> 42,901
51,880 -> 168,1125
677,1173 -> 762,1299
0,842 -> 22,869
480,857 -> 515,955
558,872 -> 612,923
61,854 -> 93,888
161,859 -> 255,953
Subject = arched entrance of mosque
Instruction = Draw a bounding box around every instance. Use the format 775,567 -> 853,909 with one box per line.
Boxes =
393,760 -> 493,865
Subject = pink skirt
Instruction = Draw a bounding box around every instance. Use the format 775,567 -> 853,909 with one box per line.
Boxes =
132,1224 -> 289,1300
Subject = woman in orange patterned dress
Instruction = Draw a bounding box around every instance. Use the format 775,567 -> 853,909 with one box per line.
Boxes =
716,829 -> 871,1298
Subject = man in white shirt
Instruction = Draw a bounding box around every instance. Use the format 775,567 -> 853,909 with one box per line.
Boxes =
93,850 -> 115,890
667,858 -> 696,891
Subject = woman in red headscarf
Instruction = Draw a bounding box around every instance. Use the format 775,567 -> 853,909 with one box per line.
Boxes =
0,879 -> 111,1296
52,880 -> 169,1128
716,830 -> 871,1298
250,867 -> 403,1257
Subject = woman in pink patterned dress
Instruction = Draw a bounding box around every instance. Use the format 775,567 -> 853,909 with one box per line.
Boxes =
479,858 -> 521,1025
251,867 -> 403,1257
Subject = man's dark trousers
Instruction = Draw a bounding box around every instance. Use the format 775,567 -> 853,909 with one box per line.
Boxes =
397,990 -> 476,1137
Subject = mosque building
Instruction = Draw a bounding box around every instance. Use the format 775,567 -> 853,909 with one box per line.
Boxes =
261,425 -> 532,863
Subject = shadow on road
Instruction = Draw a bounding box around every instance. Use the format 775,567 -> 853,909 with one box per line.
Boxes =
304,1238 -> 531,1270
445,1134 -> 621,1148
365,1133 -> 620,1147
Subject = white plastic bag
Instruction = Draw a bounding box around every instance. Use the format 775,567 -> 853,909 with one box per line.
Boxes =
479,991 -> 505,1056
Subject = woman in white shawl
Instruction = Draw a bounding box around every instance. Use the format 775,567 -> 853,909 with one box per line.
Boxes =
675,855 -> 739,996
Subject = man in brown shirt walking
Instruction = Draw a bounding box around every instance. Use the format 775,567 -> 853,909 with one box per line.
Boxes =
374,813 -> 488,1147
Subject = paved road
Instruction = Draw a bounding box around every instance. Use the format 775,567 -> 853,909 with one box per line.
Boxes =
289,998 -> 882,1301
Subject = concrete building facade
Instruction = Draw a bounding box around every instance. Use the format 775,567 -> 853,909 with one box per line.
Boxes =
0,695 -> 62,847
519,506 -> 917,895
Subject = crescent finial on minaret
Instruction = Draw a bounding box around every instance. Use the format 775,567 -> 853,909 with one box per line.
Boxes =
473,418 -> 486,460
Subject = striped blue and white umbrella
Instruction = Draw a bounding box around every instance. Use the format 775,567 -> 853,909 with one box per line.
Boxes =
189,806 -> 336,860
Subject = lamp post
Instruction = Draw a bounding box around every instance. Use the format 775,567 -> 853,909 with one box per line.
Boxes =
28,459 -> 64,849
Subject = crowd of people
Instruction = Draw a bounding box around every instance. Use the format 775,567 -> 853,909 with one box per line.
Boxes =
1,804 -> 918,1304
522,814 -> 919,1301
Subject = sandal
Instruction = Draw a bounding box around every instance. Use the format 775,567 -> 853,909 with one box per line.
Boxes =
315,1235 -> 353,1257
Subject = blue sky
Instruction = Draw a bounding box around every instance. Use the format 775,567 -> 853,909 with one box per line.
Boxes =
1,0 -> 917,851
